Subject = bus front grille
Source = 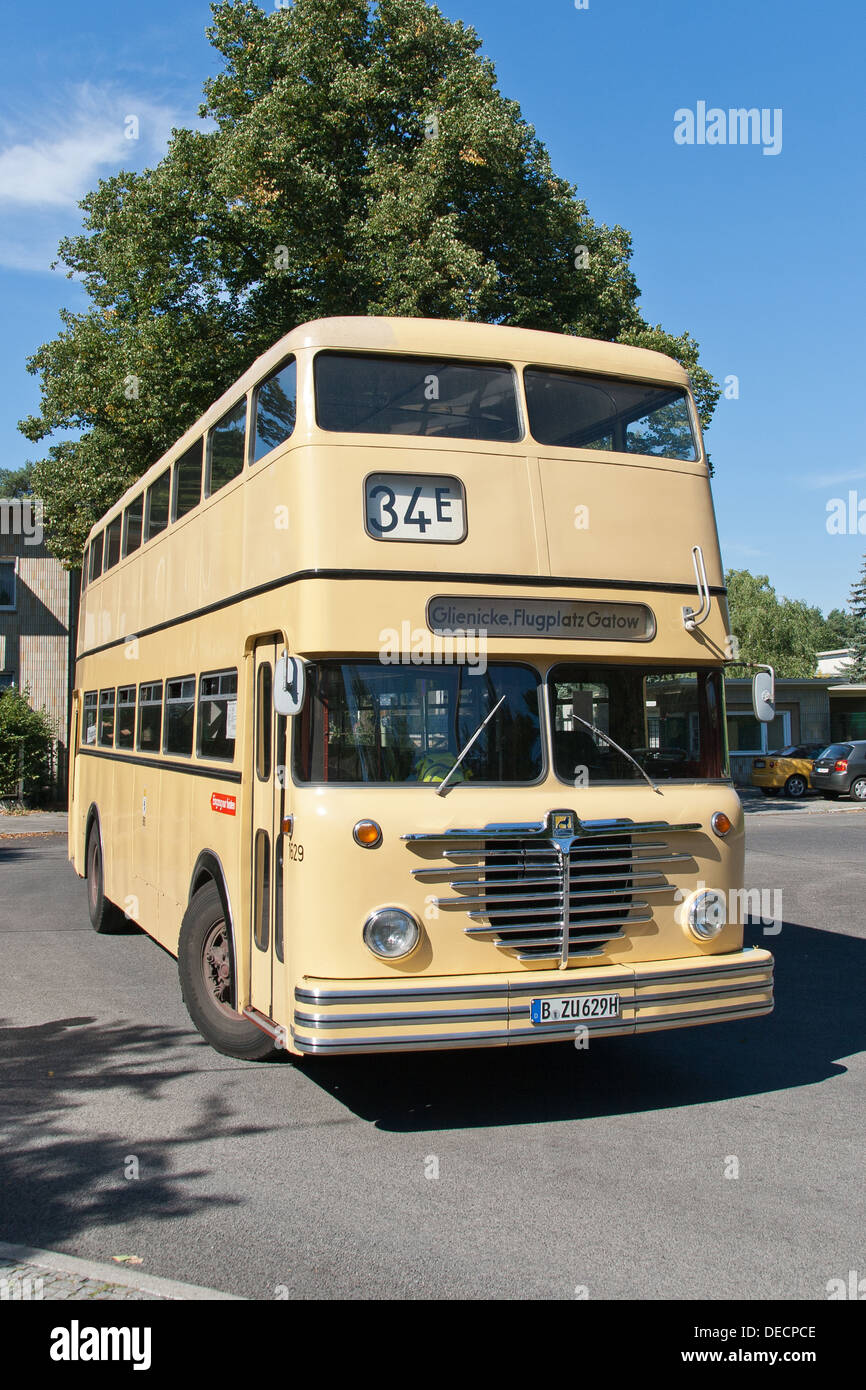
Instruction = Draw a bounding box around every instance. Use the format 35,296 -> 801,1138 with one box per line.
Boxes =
407,816 -> 697,965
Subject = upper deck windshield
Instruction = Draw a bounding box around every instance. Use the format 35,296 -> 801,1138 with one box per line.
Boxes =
524,368 -> 698,460
293,662 -> 541,784
315,352 -> 521,441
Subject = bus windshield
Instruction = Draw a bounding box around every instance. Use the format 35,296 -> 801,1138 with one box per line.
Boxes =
293,662 -> 542,784
549,666 -> 724,782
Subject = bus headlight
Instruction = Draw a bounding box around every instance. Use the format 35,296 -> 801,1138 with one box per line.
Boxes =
684,889 -> 727,942
363,908 -> 421,960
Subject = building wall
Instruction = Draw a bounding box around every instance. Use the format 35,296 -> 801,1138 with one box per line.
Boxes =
0,527 -> 76,795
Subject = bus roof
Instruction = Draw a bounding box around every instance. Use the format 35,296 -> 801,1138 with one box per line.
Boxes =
88,316 -> 693,541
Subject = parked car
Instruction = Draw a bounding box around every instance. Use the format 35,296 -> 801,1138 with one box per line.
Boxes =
809,741 -> 866,801
750,743 -> 828,799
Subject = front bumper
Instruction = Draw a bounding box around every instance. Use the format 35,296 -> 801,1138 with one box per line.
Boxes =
291,946 -> 774,1054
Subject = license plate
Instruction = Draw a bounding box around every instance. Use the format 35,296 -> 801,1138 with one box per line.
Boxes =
530,993 -> 620,1025
814,764 -> 830,773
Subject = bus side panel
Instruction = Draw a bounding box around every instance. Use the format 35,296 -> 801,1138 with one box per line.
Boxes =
156,770 -> 196,955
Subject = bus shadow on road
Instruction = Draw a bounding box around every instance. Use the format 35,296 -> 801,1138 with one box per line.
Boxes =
0,1015 -> 262,1249
298,919 -> 865,1132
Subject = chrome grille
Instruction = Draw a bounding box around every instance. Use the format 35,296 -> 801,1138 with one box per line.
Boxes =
406,812 -> 697,964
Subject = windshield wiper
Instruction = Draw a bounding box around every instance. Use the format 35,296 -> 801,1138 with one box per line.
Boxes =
435,695 -> 506,797
570,712 -> 662,795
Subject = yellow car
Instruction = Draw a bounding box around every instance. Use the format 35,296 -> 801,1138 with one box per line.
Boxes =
750,743 -> 827,799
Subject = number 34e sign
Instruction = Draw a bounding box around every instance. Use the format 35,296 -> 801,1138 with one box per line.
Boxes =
364,473 -> 467,544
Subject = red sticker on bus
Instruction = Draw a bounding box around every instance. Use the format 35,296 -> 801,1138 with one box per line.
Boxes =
211,793 -> 236,816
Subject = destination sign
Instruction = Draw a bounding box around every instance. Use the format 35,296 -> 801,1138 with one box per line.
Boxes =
426,596 -> 656,641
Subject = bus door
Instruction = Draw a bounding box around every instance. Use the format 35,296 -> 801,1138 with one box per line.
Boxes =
249,640 -> 289,1026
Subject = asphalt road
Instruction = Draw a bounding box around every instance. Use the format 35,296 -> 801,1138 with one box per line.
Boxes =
1,815 -> 863,1301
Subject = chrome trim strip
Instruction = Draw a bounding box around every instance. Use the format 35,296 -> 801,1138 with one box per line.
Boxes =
403,819 -> 702,842
294,1007 -> 510,1029
291,999 -> 773,1053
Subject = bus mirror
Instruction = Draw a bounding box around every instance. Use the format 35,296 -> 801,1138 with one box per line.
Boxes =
274,652 -> 305,717
752,668 -> 775,723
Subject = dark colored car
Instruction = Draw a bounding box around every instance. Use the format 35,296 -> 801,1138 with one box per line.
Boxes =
809,741 -> 866,801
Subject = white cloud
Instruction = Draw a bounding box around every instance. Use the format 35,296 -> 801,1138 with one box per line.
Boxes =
0,85 -> 191,273
0,84 -> 182,209
802,466 -> 866,490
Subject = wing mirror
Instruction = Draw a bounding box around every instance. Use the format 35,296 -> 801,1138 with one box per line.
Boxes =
274,651 -> 306,717
751,666 -> 776,723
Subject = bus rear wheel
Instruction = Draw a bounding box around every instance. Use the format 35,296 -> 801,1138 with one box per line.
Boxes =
178,881 -> 277,1061
86,827 -> 127,934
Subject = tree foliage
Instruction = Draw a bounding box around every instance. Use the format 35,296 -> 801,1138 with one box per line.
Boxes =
0,687 -> 56,800
725,569 -> 859,678
847,555 -> 866,681
0,463 -> 36,498
22,0 -> 720,565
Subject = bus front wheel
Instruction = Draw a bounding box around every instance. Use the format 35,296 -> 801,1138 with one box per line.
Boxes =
86,827 -> 127,934
178,881 -> 277,1061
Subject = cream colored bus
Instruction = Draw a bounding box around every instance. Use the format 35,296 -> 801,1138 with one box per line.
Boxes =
69,316 -> 774,1060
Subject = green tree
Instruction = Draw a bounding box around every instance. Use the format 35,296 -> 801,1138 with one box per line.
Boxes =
21,0 -> 719,565
0,463 -> 36,498
725,570 -> 830,677
0,688 -> 56,800
847,557 -> 866,681
821,606 -> 860,651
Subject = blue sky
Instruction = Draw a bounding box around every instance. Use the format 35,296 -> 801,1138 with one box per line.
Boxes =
1,0 -> 863,613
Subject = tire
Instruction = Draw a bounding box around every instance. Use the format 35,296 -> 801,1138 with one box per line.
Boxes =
784,775 -> 807,799
849,777 -> 866,802
86,824 -> 127,934
178,880 -> 276,1061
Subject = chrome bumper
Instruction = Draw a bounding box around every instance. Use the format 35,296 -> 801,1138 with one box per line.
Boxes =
291,947 -> 774,1054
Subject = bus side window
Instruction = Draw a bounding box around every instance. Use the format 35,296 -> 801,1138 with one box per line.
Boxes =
89,534 -> 104,582
123,496 -> 144,557
98,689 -> 116,747
145,470 -> 171,541
164,677 -> 196,756
82,691 -> 98,746
173,441 -> 203,521
104,517 -> 122,570
137,682 -> 163,753
116,686 -> 136,749
206,400 -> 246,496
197,670 -> 238,761
252,358 -> 296,464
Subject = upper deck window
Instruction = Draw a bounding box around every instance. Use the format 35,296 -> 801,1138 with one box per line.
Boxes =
524,368 -> 698,461
88,534 -> 104,582
123,495 -> 143,557
104,516 -> 122,570
145,470 -> 171,541
173,441 -> 203,520
253,358 -> 296,462
315,352 -> 521,442
207,400 -> 246,495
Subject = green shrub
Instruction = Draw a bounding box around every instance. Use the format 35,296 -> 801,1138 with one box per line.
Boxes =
0,687 -> 56,799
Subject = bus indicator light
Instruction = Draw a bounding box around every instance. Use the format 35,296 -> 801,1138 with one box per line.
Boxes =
211,793 -> 237,816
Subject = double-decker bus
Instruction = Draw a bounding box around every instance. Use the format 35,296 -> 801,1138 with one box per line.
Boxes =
69,316 -> 773,1059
